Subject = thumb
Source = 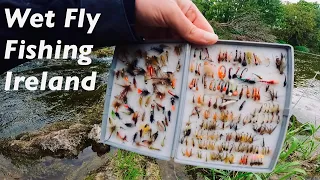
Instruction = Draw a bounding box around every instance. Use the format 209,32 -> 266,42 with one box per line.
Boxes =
168,7 -> 218,45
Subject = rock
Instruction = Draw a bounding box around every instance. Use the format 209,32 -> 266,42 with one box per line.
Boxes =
156,160 -> 188,180
91,142 -> 110,157
88,124 -> 102,142
93,164 -> 117,180
0,123 -> 92,159
31,123 -> 92,156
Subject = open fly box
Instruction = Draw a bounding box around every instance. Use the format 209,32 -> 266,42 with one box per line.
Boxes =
100,40 -> 294,173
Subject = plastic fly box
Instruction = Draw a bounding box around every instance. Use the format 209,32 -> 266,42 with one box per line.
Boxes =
100,40 -> 294,173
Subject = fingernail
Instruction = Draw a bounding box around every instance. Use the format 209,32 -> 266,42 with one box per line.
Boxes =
203,32 -> 219,43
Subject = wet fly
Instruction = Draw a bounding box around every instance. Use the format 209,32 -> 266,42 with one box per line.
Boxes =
138,89 -> 150,96
232,67 -> 240,79
208,98 -> 212,107
176,60 -> 181,72
234,50 -> 238,62
152,131 -> 159,142
168,111 -> 172,122
117,132 -> 128,142
253,73 -> 263,80
155,102 -> 165,114
284,75 -> 287,87
242,52 -> 247,66
161,136 -> 166,147
266,85 -> 270,92
238,51 -> 242,63
228,68 -> 232,79
133,77 -> 137,88
150,105 -> 155,123
168,90 -> 179,99
112,110 -> 121,120
239,87 -> 244,100
171,97 -> 176,111
141,111 -> 145,122
107,119 -> 116,140
239,100 -> 246,111
124,123 -> 135,128
133,132 -> 138,144
145,96 -> 152,107
132,112 -> 139,125
124,104 -> 134,115
157,121 -> 165,132
213,98 -> 218,109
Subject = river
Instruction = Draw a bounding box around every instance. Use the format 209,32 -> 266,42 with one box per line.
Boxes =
0,51 -> 319,179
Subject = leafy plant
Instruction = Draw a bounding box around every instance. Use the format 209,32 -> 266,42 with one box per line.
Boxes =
295,46 -> 310,53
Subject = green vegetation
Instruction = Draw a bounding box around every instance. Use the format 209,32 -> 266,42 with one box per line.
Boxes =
193,0 -> 320,54
108,150 -> 161,180
295,46 -> 310,53
114,151 -> 146,179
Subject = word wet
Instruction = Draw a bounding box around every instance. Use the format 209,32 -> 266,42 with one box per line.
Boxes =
5,8 -> 101,34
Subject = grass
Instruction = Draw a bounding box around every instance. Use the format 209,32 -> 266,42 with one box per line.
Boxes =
95,150 -> 162,180
113,150 -> 146,180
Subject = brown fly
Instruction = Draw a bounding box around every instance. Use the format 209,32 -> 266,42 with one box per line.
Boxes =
107,118 -> 116,140
133,132 -> 138,144
152,131 -> 159,142
141,111 -> 146,122
132,112 -> 139,125
145,96 -> 152,107
116,83 -> 132,103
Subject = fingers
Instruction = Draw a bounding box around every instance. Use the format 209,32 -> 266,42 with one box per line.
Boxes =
185,3 -> 214,33
168,3 -> 218,45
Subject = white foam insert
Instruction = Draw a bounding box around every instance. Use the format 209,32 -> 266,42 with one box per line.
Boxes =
103,44 -> 186,159
175,44 -> 288,169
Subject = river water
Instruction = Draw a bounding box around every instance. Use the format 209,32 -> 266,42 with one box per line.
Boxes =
0,51 -> 319,179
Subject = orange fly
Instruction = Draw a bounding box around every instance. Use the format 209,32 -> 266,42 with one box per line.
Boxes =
218,65 -> 226,79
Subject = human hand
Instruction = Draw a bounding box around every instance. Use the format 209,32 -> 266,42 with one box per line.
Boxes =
135,0 -> 219,45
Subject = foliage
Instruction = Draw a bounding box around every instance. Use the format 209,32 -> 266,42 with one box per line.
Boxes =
193,0 -> 283,26
295,46 -> 310,53
278,1 -> 320,47
277,40 -> 287,44
193,0 -> 320,54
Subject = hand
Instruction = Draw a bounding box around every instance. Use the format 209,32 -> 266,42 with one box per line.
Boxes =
135,0 -> 219,45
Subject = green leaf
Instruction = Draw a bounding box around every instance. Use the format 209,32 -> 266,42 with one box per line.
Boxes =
280,137 -> 299,160
253,173 -> 262,180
